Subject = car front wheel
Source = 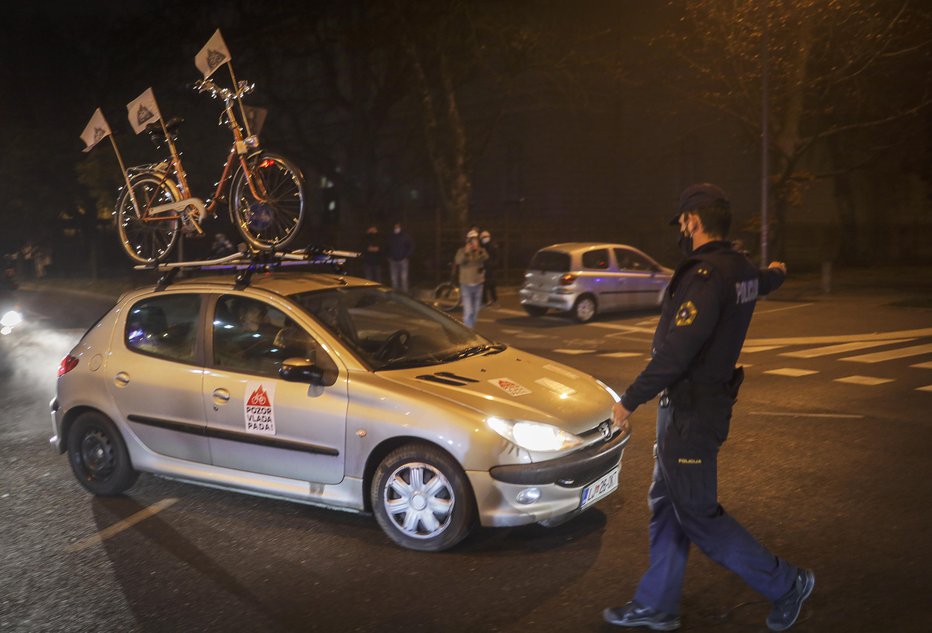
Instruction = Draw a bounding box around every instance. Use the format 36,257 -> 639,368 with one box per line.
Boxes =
371,443 -> 475,551
571,295 -> 597,323
67,412 -> 139,496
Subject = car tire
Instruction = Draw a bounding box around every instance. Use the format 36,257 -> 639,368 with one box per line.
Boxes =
67,412 -> 139,496
371,443 -> 476,552
522,304 -> 548,317
571,295 -> 597,323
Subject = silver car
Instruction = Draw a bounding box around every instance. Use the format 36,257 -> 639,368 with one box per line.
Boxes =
51,273 -> 630,551
519,242 -> 673,322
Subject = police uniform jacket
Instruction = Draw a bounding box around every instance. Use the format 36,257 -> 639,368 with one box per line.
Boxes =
620,240 -> 785,412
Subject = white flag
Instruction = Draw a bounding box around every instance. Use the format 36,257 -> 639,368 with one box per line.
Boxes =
80,108 -> 112,153
126,87 -> 162,135
195,29 -> 231,79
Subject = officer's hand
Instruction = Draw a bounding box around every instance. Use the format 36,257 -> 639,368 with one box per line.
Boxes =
768,261 -> 787,274
612,401 -> 632,432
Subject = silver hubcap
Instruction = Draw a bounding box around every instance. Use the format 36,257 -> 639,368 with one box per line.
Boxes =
577,298 -> 595,321
383,462 -> 455,540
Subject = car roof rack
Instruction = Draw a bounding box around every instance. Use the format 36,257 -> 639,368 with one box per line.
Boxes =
134,247 -> 360,291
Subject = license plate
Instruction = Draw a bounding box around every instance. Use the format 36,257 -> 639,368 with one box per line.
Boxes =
580,465 -> 620,508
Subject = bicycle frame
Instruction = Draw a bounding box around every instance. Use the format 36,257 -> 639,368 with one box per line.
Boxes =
139,80 -> 270,233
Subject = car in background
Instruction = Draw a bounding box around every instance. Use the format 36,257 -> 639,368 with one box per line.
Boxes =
51,272 -> 631,551
519,242 -> 673,322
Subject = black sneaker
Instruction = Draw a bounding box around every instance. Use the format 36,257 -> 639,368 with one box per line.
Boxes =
767,568 -> 815,631
603,601 -> 681,631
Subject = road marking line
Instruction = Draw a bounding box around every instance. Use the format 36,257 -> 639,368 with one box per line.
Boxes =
553,349 -> 594,355
746,327 -> 932,346
588,322 -> 656,334
764,368 -> 819,377
635,319 -> 659,326
781,339 -> 915,358
910,361 -> 932,369
600,352 -> 642,358
840,343 -> 932,364
501,328 -> 521,334
514,333 -> 548,339
494,308 -> 527,317
834,375 -> 895,386
741,345 -> 784,353
66,498 -> 178,553
918,385 -> 932,392
754,302 -> 814,314
749,411 -> 864,419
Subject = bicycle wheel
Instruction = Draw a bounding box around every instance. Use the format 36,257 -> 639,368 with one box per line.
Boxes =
116,172 -> 180,264
432,282 -> 461,312
230,152 -> 305,251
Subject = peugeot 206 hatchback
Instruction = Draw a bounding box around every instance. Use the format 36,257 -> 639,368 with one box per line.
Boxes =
51,272 -> 630,551
520,242 -> 673,323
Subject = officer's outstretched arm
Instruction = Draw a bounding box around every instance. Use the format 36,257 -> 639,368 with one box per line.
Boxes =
759,261 -> 787,296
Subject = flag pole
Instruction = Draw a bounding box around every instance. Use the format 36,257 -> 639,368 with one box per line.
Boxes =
227,62 -> 253,138
108,135 -> 140,216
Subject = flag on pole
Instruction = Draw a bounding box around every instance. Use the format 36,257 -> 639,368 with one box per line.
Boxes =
80,108 -> 112,153
195,29 -> 232,79
126,87 -> 162,135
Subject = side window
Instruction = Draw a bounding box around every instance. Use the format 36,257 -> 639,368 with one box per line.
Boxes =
582,248 -> 610,270
212,295 -> 337,381
125,294 -> 200,363
614,249 -> 653,272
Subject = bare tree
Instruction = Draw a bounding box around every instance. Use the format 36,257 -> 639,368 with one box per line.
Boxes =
652,0 -> 932,260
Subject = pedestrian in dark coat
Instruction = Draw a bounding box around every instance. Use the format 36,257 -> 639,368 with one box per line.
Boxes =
387,222 -> 414,293
480,230 -> 498,305
363,225 -> 383,283
603,183 -> 813,633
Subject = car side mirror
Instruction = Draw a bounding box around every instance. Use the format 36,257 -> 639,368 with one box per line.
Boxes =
279,357 -> 324,385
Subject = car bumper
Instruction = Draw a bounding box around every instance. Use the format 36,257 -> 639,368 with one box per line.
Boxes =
467,426 -> 631,527
518,287 -> 576,311
49,398 -> 64,452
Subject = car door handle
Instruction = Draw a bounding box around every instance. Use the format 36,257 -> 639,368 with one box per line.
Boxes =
114,372 -> 130,387
212,388 -> 231,405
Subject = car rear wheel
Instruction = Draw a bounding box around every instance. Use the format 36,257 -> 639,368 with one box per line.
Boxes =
571,295 -> 597,323
523,304 -> 548,317
67,412 -> 138,496
371,443 -> 475,552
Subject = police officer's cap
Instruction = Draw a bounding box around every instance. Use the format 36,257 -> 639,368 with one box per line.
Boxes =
670,183 -> 730,225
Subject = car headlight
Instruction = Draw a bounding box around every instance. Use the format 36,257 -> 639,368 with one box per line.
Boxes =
596,379 -> 621,403
487,417 -> 582,452
1,310 -> 22,328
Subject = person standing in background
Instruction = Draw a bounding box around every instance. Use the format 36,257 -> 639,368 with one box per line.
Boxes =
363,225 -> 383,283
455,229 -> 488,328
387,222 -> 414,293
480,230 -> 498,305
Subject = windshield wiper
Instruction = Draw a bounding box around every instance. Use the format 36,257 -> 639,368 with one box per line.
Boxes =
377,356 -> 443,371
439,344 -> 498,362
482,343 -> 507,355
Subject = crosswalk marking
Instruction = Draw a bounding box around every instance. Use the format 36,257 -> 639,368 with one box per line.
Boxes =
911,361 -> 932,369
918,385 -> 932,392
765,368 -> 819,377
840,343 -> 932,364
601,352 -> 642,358
834,376 -> 894,386
742,345 -> 784,353
781,339 -> 914,359
553,349 -> 593,355
514,333 -> 547,339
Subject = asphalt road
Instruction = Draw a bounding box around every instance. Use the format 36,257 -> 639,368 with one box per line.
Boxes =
2,280 -> 931,632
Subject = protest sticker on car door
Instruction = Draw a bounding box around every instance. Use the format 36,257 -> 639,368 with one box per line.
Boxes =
489,378 -> 532,397
245,382 -> 276,435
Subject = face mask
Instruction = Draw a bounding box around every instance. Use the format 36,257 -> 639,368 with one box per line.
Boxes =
481,237 -> 489,244
677,216 -> 694,256
393,227 -> 400,234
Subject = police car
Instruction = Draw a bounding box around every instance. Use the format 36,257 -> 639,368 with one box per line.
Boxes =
50,267 -> 630,551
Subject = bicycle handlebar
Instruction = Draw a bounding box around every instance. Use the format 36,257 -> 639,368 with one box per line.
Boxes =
192,78 -> 254,102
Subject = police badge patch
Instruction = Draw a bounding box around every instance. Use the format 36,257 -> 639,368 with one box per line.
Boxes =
675,300 -> 698,326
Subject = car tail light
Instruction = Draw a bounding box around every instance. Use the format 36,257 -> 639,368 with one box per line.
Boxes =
559,274 -> 577,286
58,355 -> 79,377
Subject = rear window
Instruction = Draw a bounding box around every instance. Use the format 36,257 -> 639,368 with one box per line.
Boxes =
528,250 -> 570,273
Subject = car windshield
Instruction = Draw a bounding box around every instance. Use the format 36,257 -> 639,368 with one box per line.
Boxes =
289,286 -> 501,370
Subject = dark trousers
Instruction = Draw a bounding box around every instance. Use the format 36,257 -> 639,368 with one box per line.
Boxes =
633,395 -> 796,614
483,270 -> 497,303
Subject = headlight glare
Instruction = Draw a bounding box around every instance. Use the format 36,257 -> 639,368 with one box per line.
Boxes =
1,310 -> 22,328
487,417 -> 582,452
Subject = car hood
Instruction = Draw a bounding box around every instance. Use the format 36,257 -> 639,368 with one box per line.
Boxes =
376,347 -> 614,434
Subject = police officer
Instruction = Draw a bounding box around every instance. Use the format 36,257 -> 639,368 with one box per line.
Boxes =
603,184 -> 813,632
